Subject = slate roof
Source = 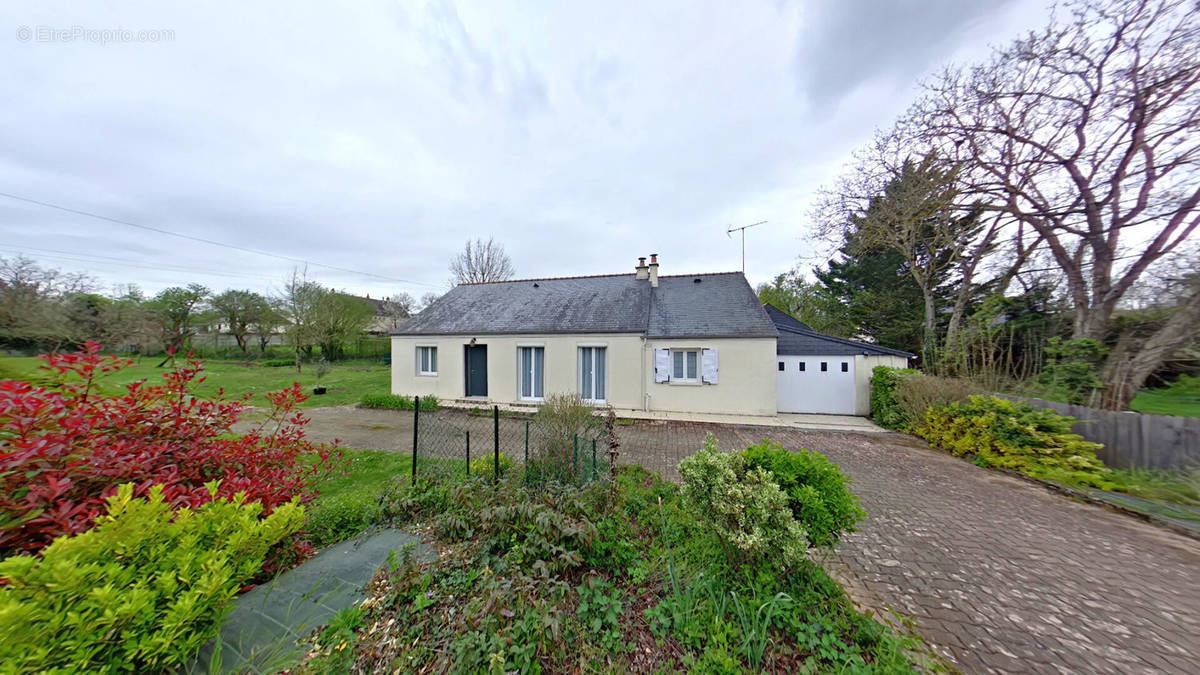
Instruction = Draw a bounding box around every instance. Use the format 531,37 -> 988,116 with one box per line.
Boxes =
762,303 -> 813,332
395,272 -> 777,338
764,303 -> 915,358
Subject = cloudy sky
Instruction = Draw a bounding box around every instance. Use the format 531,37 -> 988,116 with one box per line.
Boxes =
1,0 -> 1047,300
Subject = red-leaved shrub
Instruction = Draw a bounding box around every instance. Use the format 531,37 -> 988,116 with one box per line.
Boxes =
0,342 -> 341,556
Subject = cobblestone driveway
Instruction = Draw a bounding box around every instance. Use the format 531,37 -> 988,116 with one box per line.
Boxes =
297,407 -> 1200,673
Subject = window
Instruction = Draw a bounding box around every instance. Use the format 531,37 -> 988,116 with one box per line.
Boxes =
841,362 -> 849,372
798,361 -> 806,372
671,349 -> 699,381
820,361 -> 828,372
417,346 -> 437,375
579,347 -> 607,402
519,346 -> 544,400
778,362 -> 784,371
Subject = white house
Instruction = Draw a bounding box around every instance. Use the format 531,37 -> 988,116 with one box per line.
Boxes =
391,255 -> 912,417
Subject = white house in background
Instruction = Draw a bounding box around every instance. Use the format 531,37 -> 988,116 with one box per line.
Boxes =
391,255 -> 912,417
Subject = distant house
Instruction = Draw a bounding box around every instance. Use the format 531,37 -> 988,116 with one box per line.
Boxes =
391,255 -> 911,417
359,295 -> 409,335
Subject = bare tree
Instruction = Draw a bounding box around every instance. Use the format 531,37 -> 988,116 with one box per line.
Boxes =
0,255 -> 96,350
378,292 -> 414,331
280,269 -> 323,373
1098,247 -> 1200,408
449,237 -> 515,285
417,291 -> 443,311
916,0 -> 1200,342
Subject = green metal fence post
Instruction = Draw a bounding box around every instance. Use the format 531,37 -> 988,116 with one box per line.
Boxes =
592,439 -> 597,482
524,420 -> 530,484
493,405 -> 500,483
465,430 -> 470,477
411,396 -> 419,486
573,435 -> 579,485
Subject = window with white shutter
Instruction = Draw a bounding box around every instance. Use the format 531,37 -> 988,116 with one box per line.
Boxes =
701,348 -> 718,384
654,348 -> 670,382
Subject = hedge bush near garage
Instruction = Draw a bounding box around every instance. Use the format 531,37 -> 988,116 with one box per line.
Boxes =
916,395 -> 1113,488
869,366 -> 918,430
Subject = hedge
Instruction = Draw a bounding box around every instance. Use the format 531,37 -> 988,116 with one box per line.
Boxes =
869,366 -> 918,430
359,393 -> 439,411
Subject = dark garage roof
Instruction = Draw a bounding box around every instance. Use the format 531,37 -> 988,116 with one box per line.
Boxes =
396,272 -> 778,339
764,304 -> 915,358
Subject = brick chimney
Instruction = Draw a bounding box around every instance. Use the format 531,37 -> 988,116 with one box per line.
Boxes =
648,253 -> 659,288
635,256 -> 648,280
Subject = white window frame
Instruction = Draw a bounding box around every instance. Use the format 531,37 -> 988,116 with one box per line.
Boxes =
416,345 -> 438,376
578,346 -> 607,404
517,346 -> 545,401
670,348 -> 700,383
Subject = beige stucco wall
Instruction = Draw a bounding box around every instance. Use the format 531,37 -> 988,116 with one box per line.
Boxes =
391,334 -> 645,409
391,334 -> 778,416
644,338 -> 777,416
853,354 -> 912,416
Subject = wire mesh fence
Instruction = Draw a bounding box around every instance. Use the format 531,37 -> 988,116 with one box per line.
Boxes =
407,398 -> 612,486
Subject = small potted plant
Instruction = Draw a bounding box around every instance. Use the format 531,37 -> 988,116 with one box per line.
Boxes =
313,357 -> 330,395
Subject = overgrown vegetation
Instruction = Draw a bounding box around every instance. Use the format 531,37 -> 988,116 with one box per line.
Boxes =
916,395 -> 1112,488
300,454 -> 920,673
870,366 -> 918,430
678,436 -> 809,569
527,393 -> 606,485
0,484 -> 305,673
893,373 -> 979,430
742,440 -> 866,548
359,392 -> 439,411
1037,337 -> 1107,405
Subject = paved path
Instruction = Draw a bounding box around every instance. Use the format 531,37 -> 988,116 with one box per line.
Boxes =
189,529 -> 429,674
622,423 -> 1200,674
295,407 -> 1200,673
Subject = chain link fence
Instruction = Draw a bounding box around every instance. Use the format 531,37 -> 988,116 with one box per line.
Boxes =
407,398 -> 611,486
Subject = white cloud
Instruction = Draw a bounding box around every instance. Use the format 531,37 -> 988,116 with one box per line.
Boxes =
0,0 -> 1048,297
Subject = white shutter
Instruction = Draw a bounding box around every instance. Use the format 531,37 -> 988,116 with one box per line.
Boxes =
701,348 -> 718,384
654,348 -> 670,382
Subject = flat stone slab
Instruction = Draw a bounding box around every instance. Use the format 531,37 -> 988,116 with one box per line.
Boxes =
186,529 -> 430,674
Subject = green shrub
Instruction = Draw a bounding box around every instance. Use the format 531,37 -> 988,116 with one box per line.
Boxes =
530,393 -> 604,484
870,366 -> 918,430
359,393 -> 438,411
916,395 -> 1112,488
0,483 -> 305,673
1039,337 -> 1107,405
264,358 -> 297,367
741,441 -> 865,547
469,451 -> 514,478
678,434 -> 808,569
894,374 -> 979,429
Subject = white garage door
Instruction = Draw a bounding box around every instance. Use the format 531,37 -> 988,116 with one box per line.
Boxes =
776,355 -> 856,415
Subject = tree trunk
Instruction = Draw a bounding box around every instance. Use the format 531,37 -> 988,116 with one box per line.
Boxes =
1098,284 -> 1200,410
921,288 -> 938,371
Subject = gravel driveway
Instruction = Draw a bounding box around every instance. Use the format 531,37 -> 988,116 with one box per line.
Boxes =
289,406 -> 1200,673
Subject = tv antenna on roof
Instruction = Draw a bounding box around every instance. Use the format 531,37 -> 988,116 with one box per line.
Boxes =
726,221 -> 767,272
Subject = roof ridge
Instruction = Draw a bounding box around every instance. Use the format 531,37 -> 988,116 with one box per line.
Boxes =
461,270 -> 744,285
460,272 -> 629,285
775,324 -> 916,357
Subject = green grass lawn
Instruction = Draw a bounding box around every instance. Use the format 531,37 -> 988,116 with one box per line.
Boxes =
304,449 -> 465,548
0,356 -> 389,409
1130,375 -> 1200,418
